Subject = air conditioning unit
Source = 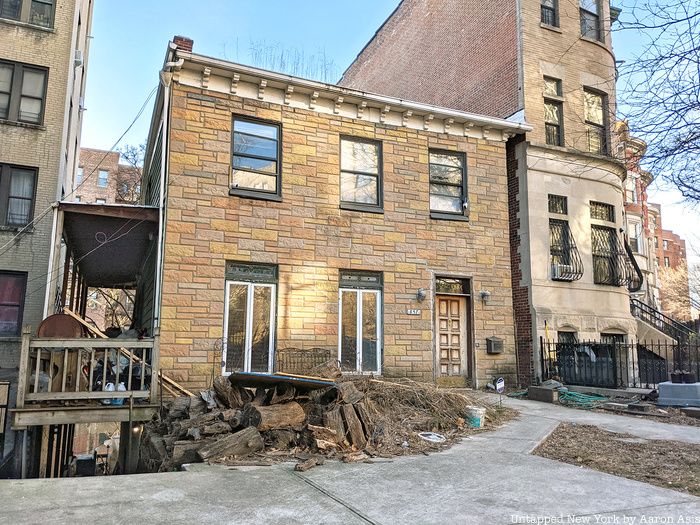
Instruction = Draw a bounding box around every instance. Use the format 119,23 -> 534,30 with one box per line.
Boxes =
552,263 -> 576,281
74,49 -> 84,68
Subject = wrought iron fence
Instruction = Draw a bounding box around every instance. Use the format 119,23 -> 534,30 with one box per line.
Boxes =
541,338 -> 700,389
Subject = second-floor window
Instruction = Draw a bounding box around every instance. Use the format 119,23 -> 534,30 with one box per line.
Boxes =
544,77 -> 563,146
584,89 -> 607,154
590,201 -> 614,222
429,150 -> 467,219
0,164 -> 35,226
97,170 -> 109,188
580,0 -> 601,41
0,61 -> 47,125
0,0 -> 55,28
231,116 -> 281,200
340,137 -> 382,211
541,0 -> 558,26
75,167 -> 84,186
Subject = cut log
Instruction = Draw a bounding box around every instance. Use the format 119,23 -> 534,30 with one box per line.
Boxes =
220,409 -> 243,428
294,456 -> 324,472
307,424 -> 338,443
251,387 -> 267,406
202,421 -> 232,436
177,411 -> 221,433
353,401 -> 373,437
253,402 -> 306,431
198,427 -> 264,461
213,377 -> 252,409
171,440 -> 209,466
265,429 -> 298,449
168,396 -> 191,419
340,404 -> 367,449
323,407 -> 348,446
321,382 -> 364,405
267,384 -> 296,405
240,404 -> 263,428
310,359 -> 342,380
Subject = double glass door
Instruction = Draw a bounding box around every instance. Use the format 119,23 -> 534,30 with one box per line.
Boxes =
223,281 -> 276,374
339,289 -> 381,373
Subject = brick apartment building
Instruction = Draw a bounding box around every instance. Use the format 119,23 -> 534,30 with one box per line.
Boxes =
72,147 -> 141,206
141,36 -> 531,393
0,0 -> 93,467
341,0 -> 646,383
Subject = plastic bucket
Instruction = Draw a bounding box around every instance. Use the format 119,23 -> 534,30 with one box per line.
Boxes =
465,406 -> 486,428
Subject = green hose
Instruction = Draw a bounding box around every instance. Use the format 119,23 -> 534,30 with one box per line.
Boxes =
558,390 -> 607,409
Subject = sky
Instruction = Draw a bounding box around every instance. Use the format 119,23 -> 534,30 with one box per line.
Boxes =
80,0 -> 699,265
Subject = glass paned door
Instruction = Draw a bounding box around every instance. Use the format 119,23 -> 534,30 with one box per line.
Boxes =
223,281 -> 276,374
339,289 -> 381,373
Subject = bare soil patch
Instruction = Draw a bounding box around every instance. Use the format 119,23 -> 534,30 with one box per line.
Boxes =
533,422 -> 700,496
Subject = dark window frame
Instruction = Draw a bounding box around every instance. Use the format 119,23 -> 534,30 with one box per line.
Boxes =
230,114 -> 283,202
0,163 -> 37,227
0,0 -> 55,28
548,194 -> 568,214
339,136 -> 383,214
0,270 -> 27,337
590,201 -> 615,222
428,149 -> 469,222
583,88 -> 609,155
0,60 -> 48,125
580,0 -> 602,42
541,0 -> 559,27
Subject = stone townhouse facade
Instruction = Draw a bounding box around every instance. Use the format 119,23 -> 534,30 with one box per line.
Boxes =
143,37 -> 531,393
0,0 -> 93,461
340,0 -> 643,383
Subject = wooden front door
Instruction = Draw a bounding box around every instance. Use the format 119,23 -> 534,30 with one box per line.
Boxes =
436,296 -> 468,376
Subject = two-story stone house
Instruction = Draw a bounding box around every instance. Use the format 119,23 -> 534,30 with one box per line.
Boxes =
141,36 -> 531,393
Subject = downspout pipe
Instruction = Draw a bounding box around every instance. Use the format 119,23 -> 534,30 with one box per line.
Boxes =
153,45 -> 183,332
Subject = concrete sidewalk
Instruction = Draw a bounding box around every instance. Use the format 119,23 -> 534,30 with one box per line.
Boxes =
1,399 -> 698,524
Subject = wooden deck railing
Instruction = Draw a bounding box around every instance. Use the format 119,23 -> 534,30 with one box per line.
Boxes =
16,327 -> 160,409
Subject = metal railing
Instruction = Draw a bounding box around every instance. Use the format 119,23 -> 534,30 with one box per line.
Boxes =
16,327 -> 159,409
550,219 -> 584,281
630,298 -> 694,342
541,337 -> 700,389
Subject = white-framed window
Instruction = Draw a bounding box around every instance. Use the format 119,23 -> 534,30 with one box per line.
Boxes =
338,270 -> 382,373
97,169 -> 109,188
75,166 -> 84,186
95,198 -> 106,204
222,262 -> 277,374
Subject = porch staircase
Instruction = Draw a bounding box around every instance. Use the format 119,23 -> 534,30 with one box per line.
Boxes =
630,298 -> 694,343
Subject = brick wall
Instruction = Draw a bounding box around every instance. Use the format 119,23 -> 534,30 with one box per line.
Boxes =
339,0 -> 521,119
159,83 -> 518,392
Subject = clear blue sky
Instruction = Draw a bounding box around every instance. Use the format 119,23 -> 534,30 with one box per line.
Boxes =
81,0 -> 698,262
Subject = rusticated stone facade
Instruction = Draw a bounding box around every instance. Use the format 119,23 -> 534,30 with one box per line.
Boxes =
153,50 -> 525,392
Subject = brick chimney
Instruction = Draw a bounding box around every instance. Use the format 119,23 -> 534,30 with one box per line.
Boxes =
173,35 -> 193,52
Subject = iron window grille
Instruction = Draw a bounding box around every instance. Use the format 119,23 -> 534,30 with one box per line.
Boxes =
541,0 -> 558,26
231,116 -> 282,201
340,137 -> 382,212
0,164 -> 36,227
592,225 -> 635,287
543,78 -> 563,147
584,89 -> 608,154
548,194 -> 568,215
590,201 -> 614,222
0,60 -> 48,125
428,150 -> 468,220
580,0 -> 601,41
0,0 -> 55,28
550,219 -> 584,281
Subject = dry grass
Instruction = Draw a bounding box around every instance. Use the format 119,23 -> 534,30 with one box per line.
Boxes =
347,377 -> 517,455
534,423 -> 700,496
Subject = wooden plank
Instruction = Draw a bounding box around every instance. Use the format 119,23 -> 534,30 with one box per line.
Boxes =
26,390 -> 149,401
340,404 -> 367,449
16,326 -> 31,409
12,406 -> 158,427
29,338 -> 154,349
38,425 -> 49,478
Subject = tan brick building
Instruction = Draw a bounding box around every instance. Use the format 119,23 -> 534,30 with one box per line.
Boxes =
341,0 -> 645,384
0,0 -> 93,462
142,37 -> 531,393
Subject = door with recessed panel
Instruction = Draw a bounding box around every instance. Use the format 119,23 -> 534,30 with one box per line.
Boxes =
436,296 -> 467,376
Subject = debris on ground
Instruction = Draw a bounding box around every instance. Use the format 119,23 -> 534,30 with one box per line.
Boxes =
534,422 -> 700,496
139,374 -> 516,472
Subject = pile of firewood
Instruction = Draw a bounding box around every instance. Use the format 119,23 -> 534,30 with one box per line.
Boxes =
139,376 -> 375,472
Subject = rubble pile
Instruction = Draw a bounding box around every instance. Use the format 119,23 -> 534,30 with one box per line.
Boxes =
139,373 -> 510,472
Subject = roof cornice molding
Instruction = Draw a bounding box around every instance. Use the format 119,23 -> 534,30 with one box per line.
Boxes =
172,50 -> 532,142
